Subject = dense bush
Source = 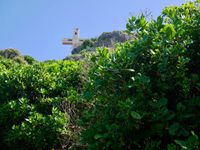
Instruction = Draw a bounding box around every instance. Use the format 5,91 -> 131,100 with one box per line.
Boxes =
0,59 -> 82,149
81,1 -> 200,149
1,1 -> 200,149
23,55 -> 37,64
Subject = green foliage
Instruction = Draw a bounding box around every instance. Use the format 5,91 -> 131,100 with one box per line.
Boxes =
82,39 -> 97,50
23,55 -> 37,64
72,38 -> 97,54
0,60 -> 82,149
81,1 -> 200,149
6,107 -> 68,149
1,1 -> 200,149
0,49 -> 37,64
0,60 -> 81,104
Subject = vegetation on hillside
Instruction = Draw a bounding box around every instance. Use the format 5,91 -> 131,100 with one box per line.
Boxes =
0,48 -> 37,64
0,1 -> 199,149
71,31 -> 132,54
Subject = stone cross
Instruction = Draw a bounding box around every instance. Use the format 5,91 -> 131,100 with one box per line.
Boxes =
62,28 -> 86,48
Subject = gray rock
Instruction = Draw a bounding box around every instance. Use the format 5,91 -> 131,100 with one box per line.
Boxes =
63,54 -> 85,61
0,48 -> 20,59
71,31 -> 133,54
94,31 -> 132,48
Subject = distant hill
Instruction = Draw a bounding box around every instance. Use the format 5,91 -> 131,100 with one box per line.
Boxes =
0,48 -> 37,64
64,30 -> 134,60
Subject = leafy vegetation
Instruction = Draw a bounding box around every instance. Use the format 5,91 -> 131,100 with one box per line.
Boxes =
0,48 -> 37,64
0,59 -> 82,149
80,1 -> 200,149
72,38 -> 97,54
0,1 -> 200,149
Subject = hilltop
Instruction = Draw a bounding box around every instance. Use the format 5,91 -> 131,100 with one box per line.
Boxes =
64,30 -> 134,60
0,48 -> 37,64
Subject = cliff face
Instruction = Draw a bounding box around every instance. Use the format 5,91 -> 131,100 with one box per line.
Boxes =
94,31 -> 132,48
71,31 -> 133,55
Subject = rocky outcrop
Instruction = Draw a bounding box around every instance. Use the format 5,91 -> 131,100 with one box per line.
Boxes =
94,31 -> 132,48
71,31 -> 133,54
0,48 -> 36,64
0,48 -> 20,59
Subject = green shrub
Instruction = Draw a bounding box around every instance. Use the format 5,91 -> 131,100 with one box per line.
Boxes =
81,1 -> 200,149
23,55 -> 37,64
0,60 -> 81,104
5,107 -> 68,150
0,60 -> 82,149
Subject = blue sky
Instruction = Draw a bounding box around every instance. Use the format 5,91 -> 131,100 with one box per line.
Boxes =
0,0 -> 188,61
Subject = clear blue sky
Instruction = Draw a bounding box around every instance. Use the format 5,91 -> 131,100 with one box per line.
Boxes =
0,0 -> 188,61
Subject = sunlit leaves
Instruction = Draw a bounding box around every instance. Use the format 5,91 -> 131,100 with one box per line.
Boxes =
81,1 -> 200,149
130,111 -> 142,120
161,24 -> 176,39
